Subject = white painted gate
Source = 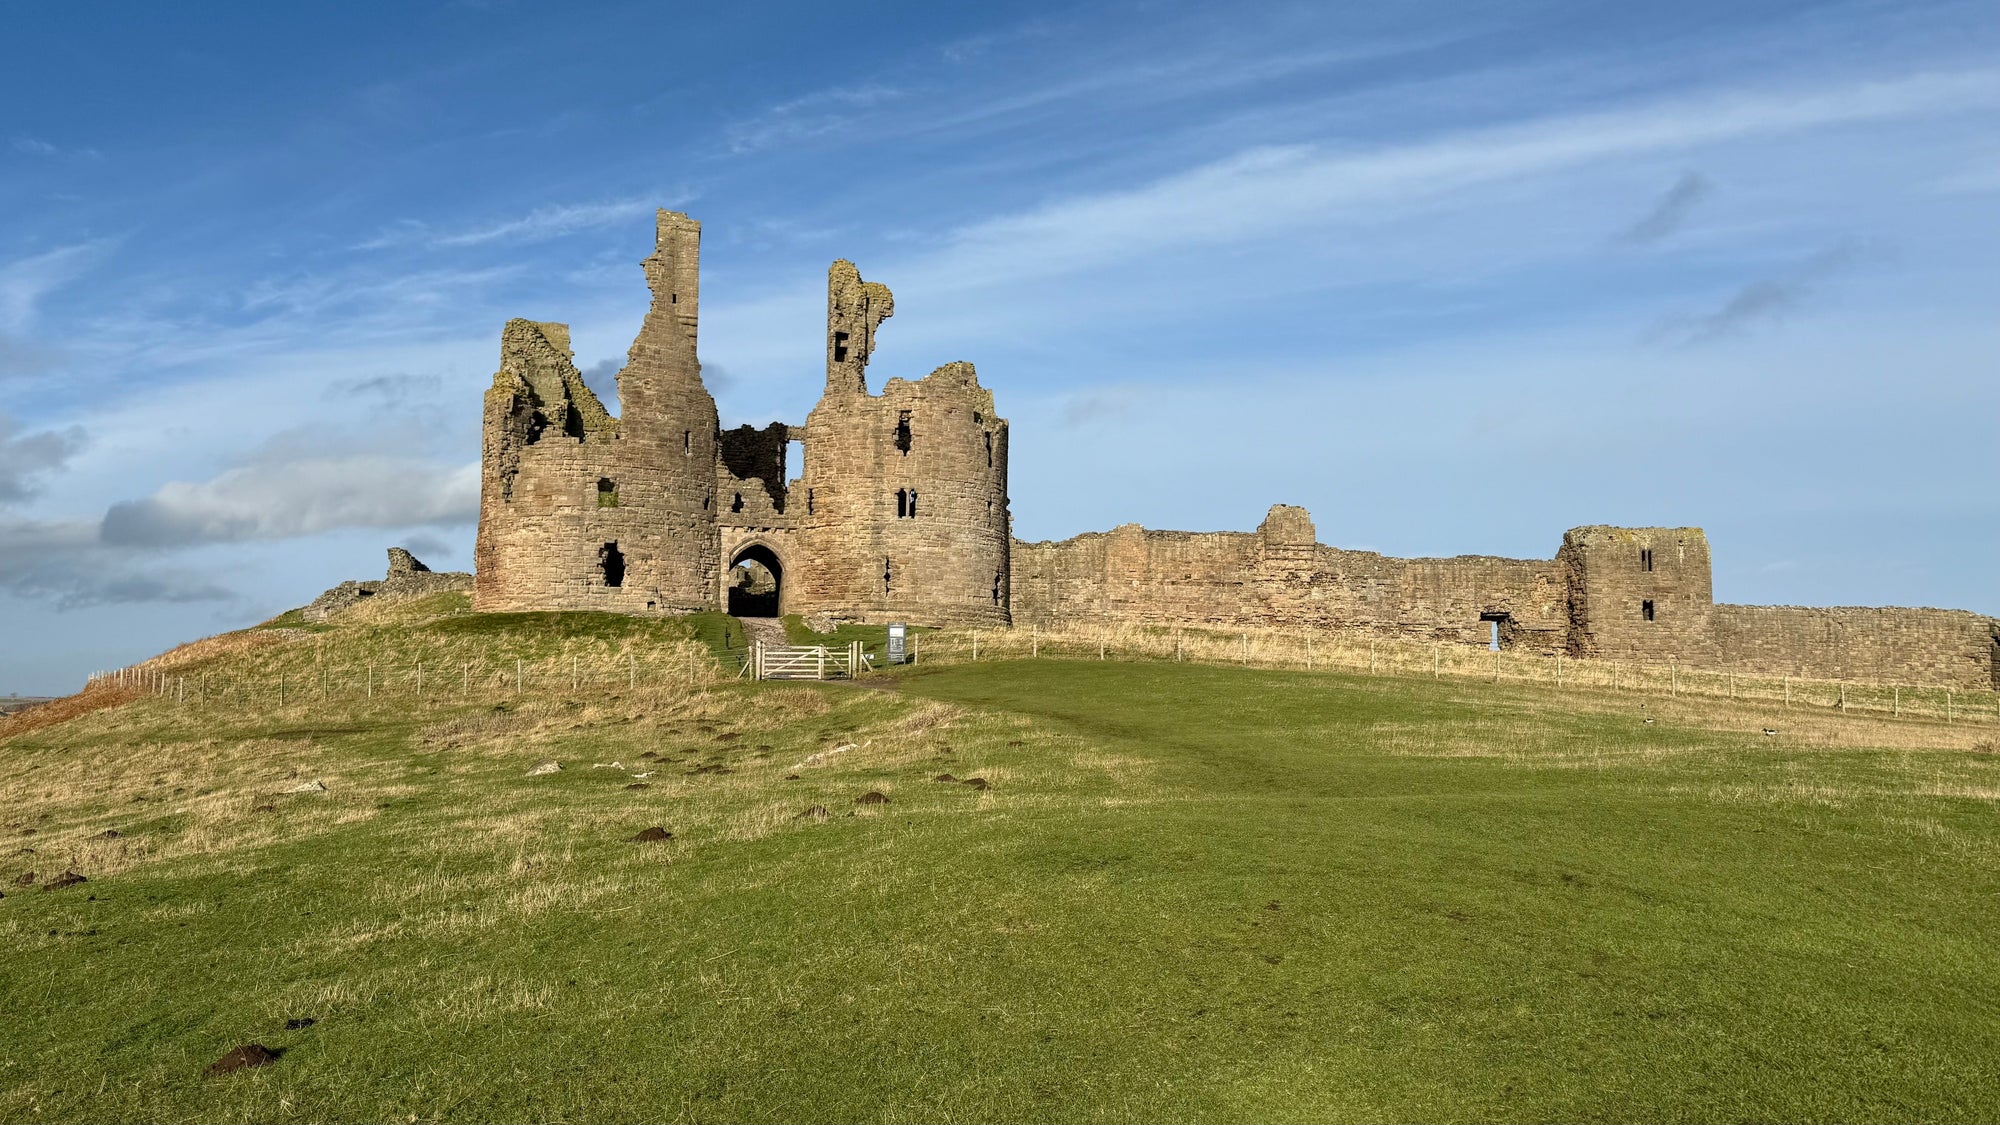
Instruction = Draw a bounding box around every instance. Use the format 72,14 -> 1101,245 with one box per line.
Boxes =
751,641 -> 868,681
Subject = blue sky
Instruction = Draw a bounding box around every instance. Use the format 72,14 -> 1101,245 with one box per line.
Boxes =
3,0 -> 1996,694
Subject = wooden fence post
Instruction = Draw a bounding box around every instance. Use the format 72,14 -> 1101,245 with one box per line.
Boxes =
972,629 -> 978,662
1032,625 -> 1039,658
367,663 -> 374,699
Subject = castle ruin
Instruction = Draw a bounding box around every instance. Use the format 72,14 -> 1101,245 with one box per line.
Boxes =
474,211 -> 1999,691
474,211 -> 1011,627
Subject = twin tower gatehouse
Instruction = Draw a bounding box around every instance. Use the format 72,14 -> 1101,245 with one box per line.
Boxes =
472,210 -> 1013,626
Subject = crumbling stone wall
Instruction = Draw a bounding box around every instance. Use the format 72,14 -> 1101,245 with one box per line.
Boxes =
1012,508 -> 1998,687
1011,505 -> 1567,651
1710,605 -> 1999,688
303,548 -> 472,622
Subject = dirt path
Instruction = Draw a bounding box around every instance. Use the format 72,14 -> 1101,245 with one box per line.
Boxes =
737,616 -> 789,649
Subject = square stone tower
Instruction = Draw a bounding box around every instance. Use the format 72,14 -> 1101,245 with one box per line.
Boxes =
1558,526 -> 1715,660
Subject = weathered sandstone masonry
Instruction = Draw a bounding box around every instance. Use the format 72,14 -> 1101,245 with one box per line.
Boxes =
475,212 -> 1009,626
1010,512 -> 2000,690
470,209 -> 1995,691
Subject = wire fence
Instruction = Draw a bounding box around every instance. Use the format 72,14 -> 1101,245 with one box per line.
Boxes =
76,619 -> 1998,727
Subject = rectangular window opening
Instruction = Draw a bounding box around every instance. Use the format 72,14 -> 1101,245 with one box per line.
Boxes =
984,431 -> 993,467
883,557 -> 892,596
833,331 -> 850,363
683,430 -> 692,456
1641,548 -> 1654,572
597,477 -> 618,508
895,411 -> 912,455
895,488 -> 907,519
1642,599 -> 1656,622
600,542 -> 626,588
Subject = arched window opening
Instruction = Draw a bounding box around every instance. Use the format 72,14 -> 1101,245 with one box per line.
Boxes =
907,489 -> 918,518
731,492 -> 744,513
895,489 -> 907,518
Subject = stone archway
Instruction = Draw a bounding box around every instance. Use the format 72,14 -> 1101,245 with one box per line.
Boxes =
727,542 -> 784,617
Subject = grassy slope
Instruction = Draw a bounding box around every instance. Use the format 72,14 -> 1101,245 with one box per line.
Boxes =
2,631 -> 1998,1122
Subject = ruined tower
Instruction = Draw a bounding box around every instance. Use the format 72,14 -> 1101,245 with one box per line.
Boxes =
1558,526 -> 1715,660
792,261 -> 1012,626
473,211 -> 718,613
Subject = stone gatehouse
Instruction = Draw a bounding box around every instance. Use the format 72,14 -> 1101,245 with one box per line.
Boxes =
473,210 -> 2000,690
473,211 -> 1011,627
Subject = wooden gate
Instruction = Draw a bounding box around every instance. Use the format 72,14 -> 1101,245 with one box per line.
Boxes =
751,641 -> 868,681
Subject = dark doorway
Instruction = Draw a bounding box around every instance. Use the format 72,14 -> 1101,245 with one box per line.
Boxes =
727,543 -> 783,617
599,542 -> 625,588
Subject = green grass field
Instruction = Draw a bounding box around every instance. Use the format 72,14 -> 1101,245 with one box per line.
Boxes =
3,607 -> 1998,1123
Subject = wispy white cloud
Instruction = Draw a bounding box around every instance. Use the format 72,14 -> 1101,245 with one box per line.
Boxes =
722,85 -> 904,154
0,240 -> 117,332
11,136 -> 58,155
921,68 -> 2000,288
354,198 -> 663,250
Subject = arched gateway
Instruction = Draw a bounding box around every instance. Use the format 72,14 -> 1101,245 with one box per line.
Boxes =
726,542 -> 784,617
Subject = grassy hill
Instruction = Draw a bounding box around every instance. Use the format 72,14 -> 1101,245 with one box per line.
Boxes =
3,599 -> 1998,1122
